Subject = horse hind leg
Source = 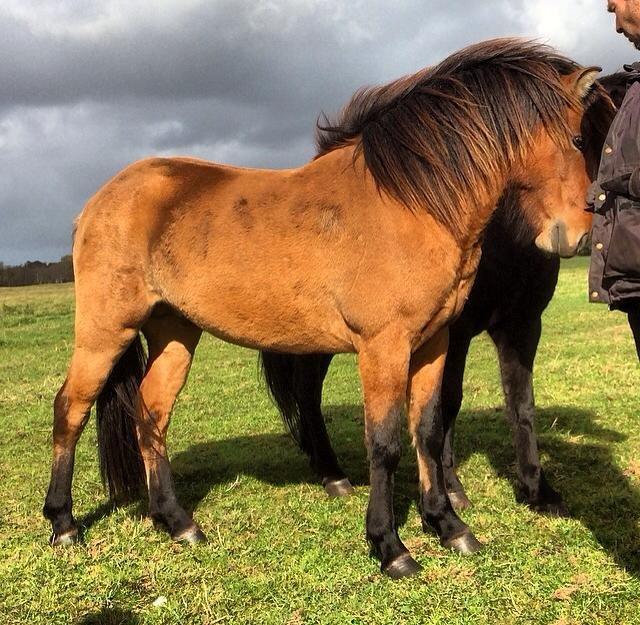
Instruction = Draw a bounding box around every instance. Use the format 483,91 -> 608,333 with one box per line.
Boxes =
290,354 -> 354,496
440,330 -> 473,510
136,310 -> 204,542
261,351 -> 353,496
43,325 -> 141,545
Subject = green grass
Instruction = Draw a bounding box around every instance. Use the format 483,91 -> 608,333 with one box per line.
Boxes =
2,257 -> 640,624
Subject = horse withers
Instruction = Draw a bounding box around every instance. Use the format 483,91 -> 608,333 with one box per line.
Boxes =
44,39 -> 600,578
261,75 -> 617,515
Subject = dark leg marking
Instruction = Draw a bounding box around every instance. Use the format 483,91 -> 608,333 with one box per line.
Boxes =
491,319 -> 567,517
366,407 -> 421,576
417,394 -> 482,554
440,332 -> 473,510
293,355 -> 353,494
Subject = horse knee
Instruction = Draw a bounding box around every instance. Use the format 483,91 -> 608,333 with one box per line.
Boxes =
366,410 -> 403,471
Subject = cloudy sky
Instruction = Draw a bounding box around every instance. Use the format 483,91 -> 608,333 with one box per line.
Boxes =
0,0 -> 633,264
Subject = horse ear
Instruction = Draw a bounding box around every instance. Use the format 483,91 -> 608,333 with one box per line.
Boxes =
565,66 -> 602,100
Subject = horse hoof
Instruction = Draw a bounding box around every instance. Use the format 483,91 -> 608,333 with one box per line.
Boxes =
442,531 -> 483,555
50,528 -> 79,547
324,478 -> 355,498
447,491 -> 472,510
383,553 -> 422,579
173,526 -> 207,545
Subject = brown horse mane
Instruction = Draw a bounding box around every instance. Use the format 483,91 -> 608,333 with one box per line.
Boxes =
315,38 -> 590,239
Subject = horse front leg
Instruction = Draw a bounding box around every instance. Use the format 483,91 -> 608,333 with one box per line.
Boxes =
408,329 -> 483,555
489,318 -> 567,516
358,332 -> 420,578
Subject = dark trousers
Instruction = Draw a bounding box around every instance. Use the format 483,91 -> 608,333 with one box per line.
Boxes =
627,308 -> 640,360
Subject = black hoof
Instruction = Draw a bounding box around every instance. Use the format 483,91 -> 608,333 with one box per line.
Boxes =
324,478 -> 355,498
442,531 -> 483,555
382,553 -> 422,579
173,526 -> 207,545
50,528 -> 79,547
447,490 -> 472,510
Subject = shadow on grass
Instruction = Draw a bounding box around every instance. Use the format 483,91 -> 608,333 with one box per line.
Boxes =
171,403 -> 640,576
76,607 -> 138,625
451,405 -> 640,575
82,402 -> 640,577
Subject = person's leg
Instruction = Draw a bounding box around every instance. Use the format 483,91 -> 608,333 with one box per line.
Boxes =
627,305 -> 640,361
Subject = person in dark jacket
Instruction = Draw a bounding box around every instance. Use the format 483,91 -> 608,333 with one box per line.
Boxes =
589,1 -> 640,357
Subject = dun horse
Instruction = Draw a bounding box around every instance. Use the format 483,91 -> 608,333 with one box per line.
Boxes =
261,76 -> 617,515
45,39 -> 600,578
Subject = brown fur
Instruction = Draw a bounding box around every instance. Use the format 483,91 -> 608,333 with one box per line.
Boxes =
316,39 -> 589,241
44,38 -> 601,567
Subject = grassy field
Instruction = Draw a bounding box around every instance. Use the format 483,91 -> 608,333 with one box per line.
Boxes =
2,257 -> 640,625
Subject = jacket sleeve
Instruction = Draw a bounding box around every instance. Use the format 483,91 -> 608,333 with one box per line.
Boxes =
601,168 -> 640,201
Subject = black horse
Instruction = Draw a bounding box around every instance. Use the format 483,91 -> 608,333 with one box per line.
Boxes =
260,76 -> 620,514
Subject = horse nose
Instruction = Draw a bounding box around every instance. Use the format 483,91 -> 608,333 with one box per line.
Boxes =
552,220 -> 583,258
550,222 -> 560,253
551,221 -> 576,257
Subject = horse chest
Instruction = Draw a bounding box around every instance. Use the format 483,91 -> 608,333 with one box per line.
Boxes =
410,246 -> 482,348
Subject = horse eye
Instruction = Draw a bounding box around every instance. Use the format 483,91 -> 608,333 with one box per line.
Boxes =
572,135 -> 585,152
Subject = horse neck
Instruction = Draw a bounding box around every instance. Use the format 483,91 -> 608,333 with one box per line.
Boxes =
454,169 -> 513,253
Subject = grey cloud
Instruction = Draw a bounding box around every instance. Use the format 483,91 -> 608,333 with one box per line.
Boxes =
0,0 -> 635,264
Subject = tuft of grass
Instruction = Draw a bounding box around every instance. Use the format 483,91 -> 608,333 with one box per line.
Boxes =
1,258 -> 640,624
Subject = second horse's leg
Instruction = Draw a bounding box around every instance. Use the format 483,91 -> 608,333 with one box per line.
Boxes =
489,318 -> 567,516
440,329 -> 473,510
293,354 -> 354,496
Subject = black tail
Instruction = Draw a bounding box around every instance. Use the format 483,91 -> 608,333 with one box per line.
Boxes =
96,335 -> 147,502
259,350 -> 310,455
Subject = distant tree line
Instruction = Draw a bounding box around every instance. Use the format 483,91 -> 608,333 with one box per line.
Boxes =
0,255 -> 74,287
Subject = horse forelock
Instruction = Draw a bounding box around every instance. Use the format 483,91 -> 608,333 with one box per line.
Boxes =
315,38 -> 600,240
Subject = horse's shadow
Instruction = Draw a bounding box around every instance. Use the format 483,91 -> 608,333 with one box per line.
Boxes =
451,404 -> 640,575
82,402 -> 640,577
173,403 -> 640,576
76,607 -> 138,625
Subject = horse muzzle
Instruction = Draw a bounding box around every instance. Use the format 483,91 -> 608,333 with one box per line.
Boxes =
535,220 -> 588,258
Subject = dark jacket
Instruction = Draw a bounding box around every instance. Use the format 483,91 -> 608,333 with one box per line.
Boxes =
589,64 -> 640,311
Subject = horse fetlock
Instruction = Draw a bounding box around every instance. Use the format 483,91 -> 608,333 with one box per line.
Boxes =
447,490 -> 472,510
366,527 -> 407,566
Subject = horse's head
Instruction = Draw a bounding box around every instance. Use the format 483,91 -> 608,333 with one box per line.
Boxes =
515,67 -> 614,258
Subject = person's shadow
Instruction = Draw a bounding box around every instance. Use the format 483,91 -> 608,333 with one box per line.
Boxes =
166,402 -> 640,576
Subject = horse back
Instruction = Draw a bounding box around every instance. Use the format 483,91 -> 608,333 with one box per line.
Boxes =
73,153 -> 466,354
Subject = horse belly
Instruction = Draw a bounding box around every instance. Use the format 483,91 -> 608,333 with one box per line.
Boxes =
158,257 -> 355,354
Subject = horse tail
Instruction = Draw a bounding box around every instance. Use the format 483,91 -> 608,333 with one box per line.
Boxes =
96,335 -> 147,501
259,351 -> 310,455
